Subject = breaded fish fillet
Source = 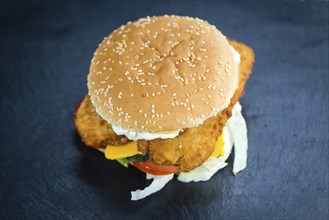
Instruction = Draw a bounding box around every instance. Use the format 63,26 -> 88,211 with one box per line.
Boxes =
137,40 -> 254,172
74,40 -> 254,172
74,95 -> 129,147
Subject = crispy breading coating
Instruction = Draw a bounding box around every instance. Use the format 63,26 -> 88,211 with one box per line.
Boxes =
74,95 -> 129,148
137,40 -> 255,172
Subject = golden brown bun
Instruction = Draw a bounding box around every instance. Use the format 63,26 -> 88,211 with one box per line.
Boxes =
138,39 -> 255,172
74,95 -> 129,148
88,15 -> 239,133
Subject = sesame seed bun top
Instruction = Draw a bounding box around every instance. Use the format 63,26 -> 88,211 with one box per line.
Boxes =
88,15 -> 239,133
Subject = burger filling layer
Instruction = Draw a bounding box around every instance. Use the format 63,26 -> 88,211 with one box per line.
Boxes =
98,102 -> 248,201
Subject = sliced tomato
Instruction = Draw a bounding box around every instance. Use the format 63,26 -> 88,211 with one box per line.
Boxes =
131,160 -> 179,175
240,85 -> 246,98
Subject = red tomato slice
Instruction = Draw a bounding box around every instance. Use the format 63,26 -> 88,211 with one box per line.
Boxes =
131,160 -> 179,175
240,85 -> 246,99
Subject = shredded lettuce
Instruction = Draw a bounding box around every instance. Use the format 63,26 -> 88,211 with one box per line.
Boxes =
227,102 -> 248,175
116,158 -> 129,168
131,174 -> 174,201
177,158 -> 228,182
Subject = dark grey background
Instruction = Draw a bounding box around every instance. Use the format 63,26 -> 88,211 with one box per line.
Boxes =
1,1 -> 328,219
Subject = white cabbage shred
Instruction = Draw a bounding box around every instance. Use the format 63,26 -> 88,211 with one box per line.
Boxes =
131,174 -> 174,201
227,102 -> 248,175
